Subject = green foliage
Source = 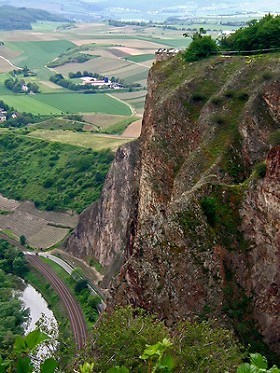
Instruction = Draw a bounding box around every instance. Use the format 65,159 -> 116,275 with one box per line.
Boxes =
74,279 -> 88,294
91,306 -> 169,372
140,338 -> 174,372
107,367 -> 130,373
0,133 -> 114,213
47,46 -> 97,68
269,130 -> 280,146
219,14 -> 280,51
211,113 -> 227,126
104,116 -> 138,135
0,329 -> 58,373
79,362 -> 95,373
200,187 -> 247,251
183,35 -> 219,62
40,257 -> 100,326
254,162 -> 267,179
210,96 -> 223,106
19,235 -> 26,246
14,329 -> 49,354
175,320 -> 243,372
237,353 -> 280,373
0,240 -> 29,354
87,306 -> 244,372
201,197 -> 218,227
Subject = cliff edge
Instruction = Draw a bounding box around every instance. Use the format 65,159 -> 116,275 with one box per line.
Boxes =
64,53 -> 280,355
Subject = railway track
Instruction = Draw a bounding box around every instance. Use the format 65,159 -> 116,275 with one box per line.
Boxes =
25,254 -> 87,350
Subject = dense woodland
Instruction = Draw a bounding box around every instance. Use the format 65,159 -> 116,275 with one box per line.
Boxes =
0,132 -> 114,212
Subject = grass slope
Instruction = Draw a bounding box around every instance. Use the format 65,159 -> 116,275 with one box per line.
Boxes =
27,129 -> 132,151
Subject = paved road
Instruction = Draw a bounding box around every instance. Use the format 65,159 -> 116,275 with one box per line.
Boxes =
26,254 -> 87,349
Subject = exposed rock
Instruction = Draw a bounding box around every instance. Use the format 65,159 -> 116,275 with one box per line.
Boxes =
240,146 -> 280,354
63,141 -> 139,284
64,54 -> 280,356
110,56 -> 280,355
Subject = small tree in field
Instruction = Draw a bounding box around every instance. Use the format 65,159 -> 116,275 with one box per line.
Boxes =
19,235 -> 26,246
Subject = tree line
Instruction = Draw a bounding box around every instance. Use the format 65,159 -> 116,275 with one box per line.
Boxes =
183,14 -> 280,62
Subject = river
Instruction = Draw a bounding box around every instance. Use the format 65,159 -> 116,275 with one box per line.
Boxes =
19,283 -> 58,358
20,284 -> 58,334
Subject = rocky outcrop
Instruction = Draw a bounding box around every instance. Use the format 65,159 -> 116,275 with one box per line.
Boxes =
240,146 -> 280,354
110,56 -> 280,354
63,141 -> 139,282
64,54 -> 280,355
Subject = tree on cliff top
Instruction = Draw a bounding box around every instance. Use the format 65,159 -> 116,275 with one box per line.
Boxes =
183,34 -> 219,62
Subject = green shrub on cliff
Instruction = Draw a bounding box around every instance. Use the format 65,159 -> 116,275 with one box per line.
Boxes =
183,35 -> 219,62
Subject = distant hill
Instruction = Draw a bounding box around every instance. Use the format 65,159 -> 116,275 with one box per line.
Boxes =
0,5 -> 65,31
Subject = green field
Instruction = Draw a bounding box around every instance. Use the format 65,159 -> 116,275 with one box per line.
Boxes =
1,94 -> 62,115
9,40 -> 75,69
125,54 -> 155,63
0,92 -> 132,116
33,92 -> 132,115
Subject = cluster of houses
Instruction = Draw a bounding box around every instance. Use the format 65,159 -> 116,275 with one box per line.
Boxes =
0,108 -> 18,123
81,76 -> 124,90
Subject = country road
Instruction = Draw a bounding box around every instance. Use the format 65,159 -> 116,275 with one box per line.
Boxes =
26,254 -> 87,349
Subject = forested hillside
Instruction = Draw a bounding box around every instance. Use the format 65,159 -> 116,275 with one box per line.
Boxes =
0,6 -> 64,30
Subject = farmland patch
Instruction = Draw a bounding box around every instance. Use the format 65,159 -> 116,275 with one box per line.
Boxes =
33,92 -> 132,115
1,94 -> 62,115
10,40 -> 75,69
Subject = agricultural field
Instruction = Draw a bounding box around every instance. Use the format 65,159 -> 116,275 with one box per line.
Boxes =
7,40 -> 75,69
0,92 -> 132,115
0,21 -> 190,122
33,92 -> 132,115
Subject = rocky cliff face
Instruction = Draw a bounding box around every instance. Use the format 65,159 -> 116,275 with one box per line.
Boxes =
110,56 -> 280,354
64,54 -> 280,355
63,141 -> 139,283
239,146 -> 280,354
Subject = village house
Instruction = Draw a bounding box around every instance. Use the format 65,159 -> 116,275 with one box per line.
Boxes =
0,112 -> 6,122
